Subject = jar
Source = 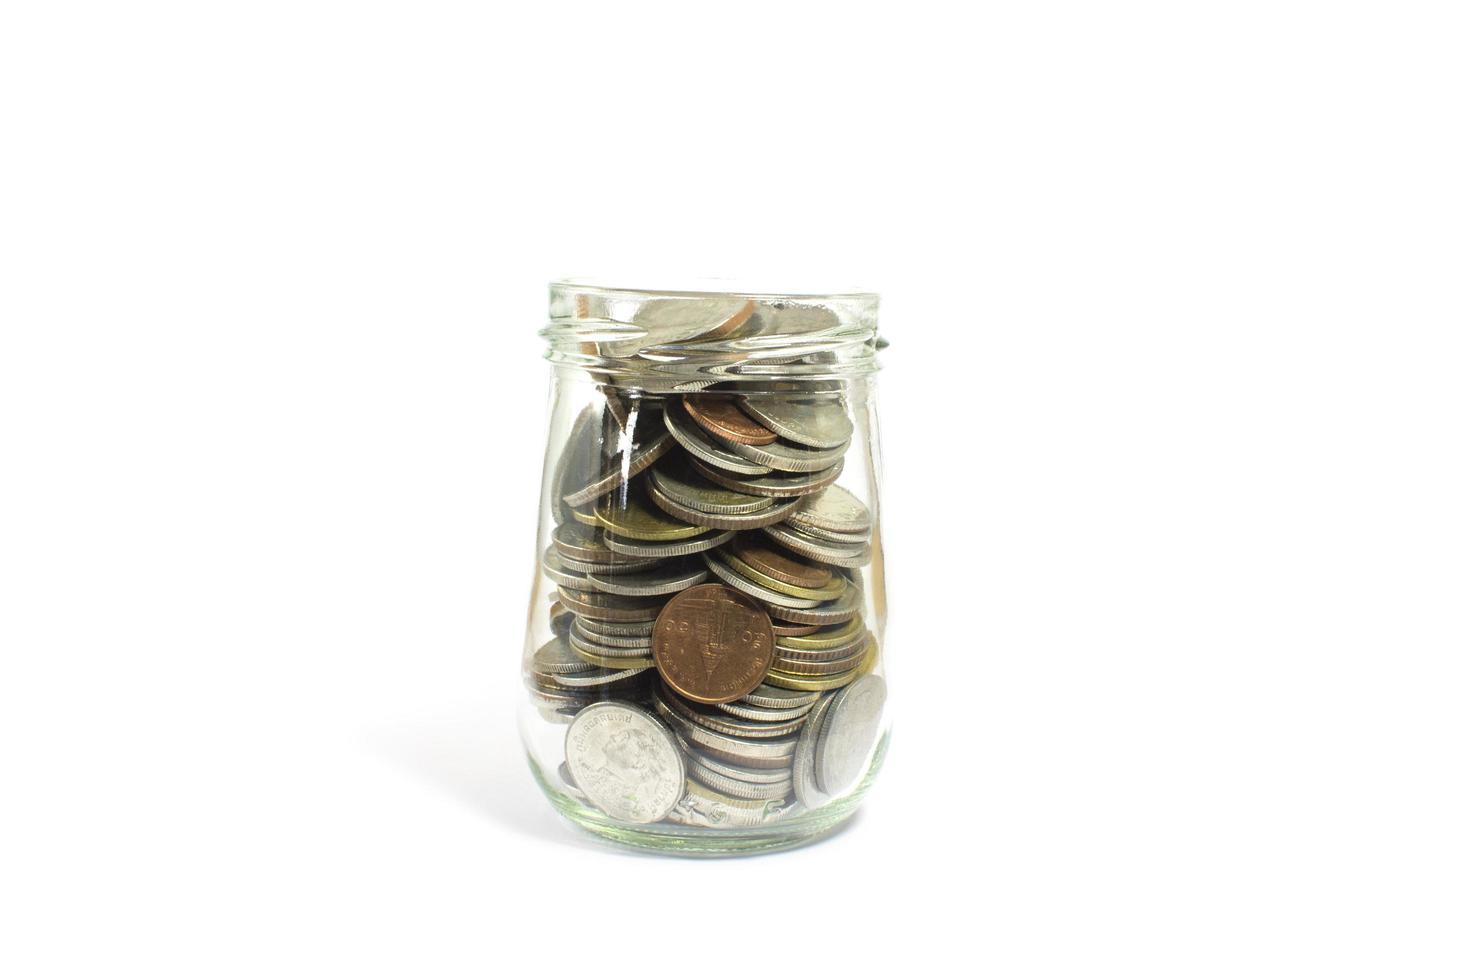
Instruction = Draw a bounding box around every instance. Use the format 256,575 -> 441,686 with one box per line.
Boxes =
520,279 -> 889,855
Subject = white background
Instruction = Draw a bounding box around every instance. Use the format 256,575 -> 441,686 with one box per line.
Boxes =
2,2 -> 1467,977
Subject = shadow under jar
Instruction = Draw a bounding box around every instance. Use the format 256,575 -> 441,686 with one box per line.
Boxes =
520,279 -> 889,855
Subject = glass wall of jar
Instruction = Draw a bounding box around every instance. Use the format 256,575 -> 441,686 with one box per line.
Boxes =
520,280 -> 888,855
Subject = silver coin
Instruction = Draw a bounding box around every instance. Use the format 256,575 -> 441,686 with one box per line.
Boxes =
716,698 -> 816,723
585,560 -> 707,597
567,628 -> 655,661
555,551 -> 660,575
759,583 -> 863,626
688,760 -> 793,801
572,615 -> 657,638
815,674 -> 887,795
663,400 -> 772,476
784,523 -> 870,546
649,454 -> 776,516
551,663 -> 650,688
561,429 -> 674,508
565,701 -> 685,823
653,697 -> 798,761
739,395 -> 854,449
775,630 -> 870,663
673,735 -> 795,785
572,621 -> 654,650
739,683 -> 820,710
646,479 -> 802,532
792,691 -> 837,809
691,456 -> 844,498
668,784 -> 798,828
727,436 -> 850,474
701,551 -> 823,609
761,522 -> 871,568
657,685 -> 807,739
557,761 -> 590,803
603,526 -> 736,558
784,486 -> 871,535
531,635 -> 588,675
541,548 -> 607,591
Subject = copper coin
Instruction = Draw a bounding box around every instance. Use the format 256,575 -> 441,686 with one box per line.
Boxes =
651,583 -> 775,704
683,395 -> 779,446
729,537 -> 832,589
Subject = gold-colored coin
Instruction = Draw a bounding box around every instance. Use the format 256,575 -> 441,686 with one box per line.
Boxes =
763,666 -> 861,692
594,483 -> 709,542
729,537 -> 832,589
769,615 -> 865,652
717,548 -> 847,601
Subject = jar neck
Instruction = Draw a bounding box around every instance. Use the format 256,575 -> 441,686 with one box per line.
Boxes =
541,280 -> 882,391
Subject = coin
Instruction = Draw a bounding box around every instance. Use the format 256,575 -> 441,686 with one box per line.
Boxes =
648,454 -> 775,516
586,559 -> 708,597
758,582 -> 863,625
565,702 -> 685,823
760,522 -> 871,568
716,698 -> 815,723
572,621 -> 654,649
552,522 -> 618,563
646,478 -> 801,532
654,697 -> 798,763
688,760 -> 792,801
656,685 -> 808,739
738,683 -> 820,710
772,616 -> 865,651
550,663 -> 650,688
531,635 -> 588,675
674,735 -> 794,784
784,485 -> 872,536
815,674 -> 887,795
682,395 -> 779,446
595,483 -> 709,541
651,583 -> 775,704
691,456 -> 844,498
792,691 -> 836,809
562,428 -> 673,507
729,537 -> 832,588
763,665 -> 860,692
556,587 -> 666,622
572,615 -> 658,637
770,621 -> 820,637
663,400 -> 773,476
701,551 -> 823,609
603,526 -> 735,558
739,395 -> 854,449
727,435 -> 850,474
718,549 -> 847,601
671,781 -> 795,827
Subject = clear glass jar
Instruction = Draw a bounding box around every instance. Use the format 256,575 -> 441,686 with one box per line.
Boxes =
520,279 -> 888,855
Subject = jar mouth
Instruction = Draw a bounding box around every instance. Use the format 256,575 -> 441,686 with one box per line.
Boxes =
544,278 -> 882,391
551,277 -> 879,304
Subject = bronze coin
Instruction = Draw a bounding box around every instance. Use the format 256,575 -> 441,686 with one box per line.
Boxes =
682,395 -> 779,446
556,588 -> 666,623
652,583 -> 775,704
729,537 -> 831,589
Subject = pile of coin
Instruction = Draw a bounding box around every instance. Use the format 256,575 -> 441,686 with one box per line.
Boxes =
528,383 -> 887,827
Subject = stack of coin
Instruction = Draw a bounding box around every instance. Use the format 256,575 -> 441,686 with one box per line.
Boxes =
533,381 -> 887,826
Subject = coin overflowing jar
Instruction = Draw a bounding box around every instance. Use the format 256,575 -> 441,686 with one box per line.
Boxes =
522,280 -> 888,855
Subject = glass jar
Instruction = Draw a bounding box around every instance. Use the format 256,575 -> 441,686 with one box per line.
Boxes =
520,279 -> 888,855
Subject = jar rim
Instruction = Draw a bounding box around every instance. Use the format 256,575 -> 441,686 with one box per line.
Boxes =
550,277 -> 879,305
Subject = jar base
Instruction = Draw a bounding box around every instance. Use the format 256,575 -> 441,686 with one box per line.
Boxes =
529,732 -> 888,857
